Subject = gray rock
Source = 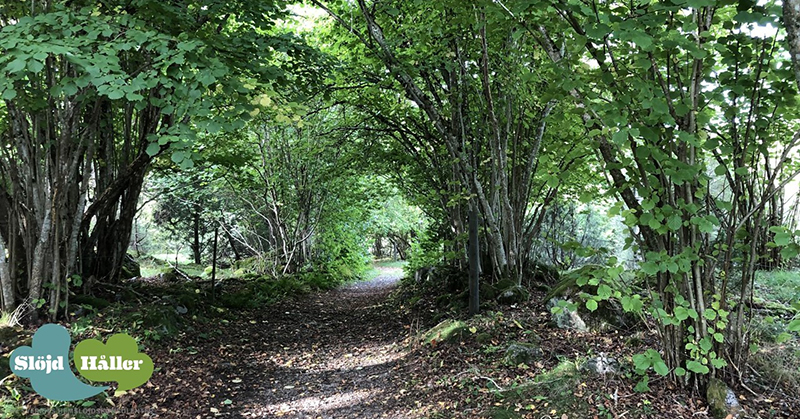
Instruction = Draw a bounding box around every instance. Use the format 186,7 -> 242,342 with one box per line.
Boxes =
707,377 -> 742,419
547,298 -> 588,332
580,354 -> 619,375
496,285 -> 530,305
504,342 -> 542,366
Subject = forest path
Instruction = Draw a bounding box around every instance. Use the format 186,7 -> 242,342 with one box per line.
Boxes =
131,265 -> 416,418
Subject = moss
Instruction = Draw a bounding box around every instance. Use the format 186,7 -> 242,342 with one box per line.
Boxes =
475,332 -> 492,344
71,294 -> 111,309
141,305 -> 181,336
706,377 -> 741,419
0,353 -> 9,378
421,319 -> 468,345
496,285 -> 530,305
496,360 -> 589,417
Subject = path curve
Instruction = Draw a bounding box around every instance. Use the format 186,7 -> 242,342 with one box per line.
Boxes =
128,266 -> 414,418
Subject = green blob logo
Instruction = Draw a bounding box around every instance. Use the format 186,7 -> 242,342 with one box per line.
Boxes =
74,333 -> 154,391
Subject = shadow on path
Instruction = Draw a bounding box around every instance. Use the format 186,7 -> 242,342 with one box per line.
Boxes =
126,266 -> 416,418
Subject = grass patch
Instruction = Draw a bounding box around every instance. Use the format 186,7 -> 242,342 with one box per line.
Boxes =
749,342 -> 800,396
494,360 -> 591,418
754,270 -> 800,303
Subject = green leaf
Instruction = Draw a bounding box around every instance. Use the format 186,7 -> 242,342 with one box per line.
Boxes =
788,318 -> 800,332
699,337 -> 713,352
633,376 -> 650,393
781,244 -> 799,260
774,231 -> 792,246
686,360 -> 709,374
776,332 -> 792,344
641,261 -> 659,275
545,174 -> 559,188
674,367 -> 686,377
171,151 -> 186,163
710,357 -> 728,369
632,353 -> 651,371
704,309 -> 717,321
667,215 -> 682,231
586,299 -> 598,312
631,33 -> 654,51
1,88 -> 17,100
674,307 -> 689,321
107,89 -> 125,100
597,284 -> 612,300
612,129 -> 628,144
6,58 -> 27,73
653,360 -> 669,376
146,143 -> 161,157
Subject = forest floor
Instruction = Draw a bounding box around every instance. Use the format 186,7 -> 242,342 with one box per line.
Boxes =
2,263 -> 799,418
117,265 -> 422,418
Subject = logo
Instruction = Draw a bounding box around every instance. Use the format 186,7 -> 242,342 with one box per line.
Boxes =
10,324 -> 154,401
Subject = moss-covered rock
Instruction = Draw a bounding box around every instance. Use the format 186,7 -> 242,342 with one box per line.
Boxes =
71,294 -> 112,309
421,319 -> 467,345
503,341 -> 542,365
496,285 -> 530,305
706,377 -> 742,419
547,298 -> 588,332
528,262 -> 560,285
160,268 -> 179,283
120,254 -> 141,279
544,265 -> 640,332
141,304 -> 181,336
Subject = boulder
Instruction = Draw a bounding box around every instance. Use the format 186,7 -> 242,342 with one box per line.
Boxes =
120,254 -> 141,279
160,268 -> 180,283
544,266 -> 640,332
503,342 -> 542,366
586,298 -> 639,332
580,354 -> 619,375
707,377 -> 742,419
496,285 -> 530,305
421,319 -> 468,345
547,298 -> 588,332
529,262 -> 560,285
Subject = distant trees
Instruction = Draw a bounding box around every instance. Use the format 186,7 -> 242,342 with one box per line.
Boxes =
314,0 -> 593,281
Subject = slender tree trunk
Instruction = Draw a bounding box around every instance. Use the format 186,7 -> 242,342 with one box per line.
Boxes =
192,206 -> 202,264
783,0 -> 800,91
0,233 -> 14,312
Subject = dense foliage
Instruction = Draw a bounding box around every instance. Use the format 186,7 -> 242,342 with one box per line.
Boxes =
2,0 -> 800,402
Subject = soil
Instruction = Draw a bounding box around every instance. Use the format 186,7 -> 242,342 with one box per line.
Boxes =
118,266 -> 418,418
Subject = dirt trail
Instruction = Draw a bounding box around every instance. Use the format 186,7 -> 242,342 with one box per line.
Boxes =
131,266 -> 416,418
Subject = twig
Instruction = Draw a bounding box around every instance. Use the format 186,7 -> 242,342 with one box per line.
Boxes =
476,375 -> 504,391
0,374 -> 15,387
